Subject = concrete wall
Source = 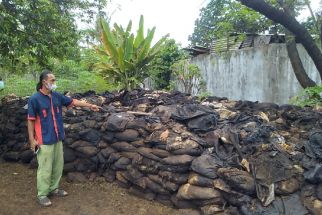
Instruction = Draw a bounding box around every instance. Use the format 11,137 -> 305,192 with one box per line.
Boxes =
190,44 -> 321,104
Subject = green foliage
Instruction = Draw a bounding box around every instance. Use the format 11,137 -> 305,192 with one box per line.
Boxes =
0,75 -> 36,98
80,47 -> 101,71
167,80 -> 177,92
0,0 -> 118,98
0,0 -> 109,74
197,91 -> 212,102
47,58 -> 82,79
0,0 -> 82,72
56,70 -> 114,93
302,16 -> 320,41
289,85 -> 322,107
302,14 -> 322,45
94,15 -> 168,90
0,71 -> 113,98
44,52 -> 118,92
189,0 -> 272,47
170,60 -> 206,95
148,39 -> 186,89
274,0 -> 319,40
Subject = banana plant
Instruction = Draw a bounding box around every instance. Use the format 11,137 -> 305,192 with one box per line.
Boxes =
94,15 -> 168,90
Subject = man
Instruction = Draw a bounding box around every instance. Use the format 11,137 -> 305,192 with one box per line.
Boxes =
27,70 -> 100,206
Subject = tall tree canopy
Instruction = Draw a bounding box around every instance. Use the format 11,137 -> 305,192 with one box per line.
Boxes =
189,0 -> 272,47
0,0 -> 108,73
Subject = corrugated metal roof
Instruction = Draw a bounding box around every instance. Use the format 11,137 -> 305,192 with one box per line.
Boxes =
211,35 -> 243,53
183,45 -> 210,56
239,35 -> 255,49
190,34 -> 287,55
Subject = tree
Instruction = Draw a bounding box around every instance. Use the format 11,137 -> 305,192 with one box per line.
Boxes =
279,1 -> 316,88
171,60 -> 206,95
189,0 -> 272,47
148,39 -> 185,89
302,0 -> 322,46
1,0 -> 77,73
237,0 -> 322,85
94,15 -> 168,90
0,0 -> 109,74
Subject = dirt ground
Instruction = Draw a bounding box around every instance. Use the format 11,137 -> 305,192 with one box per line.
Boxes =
0,161 -> 182,215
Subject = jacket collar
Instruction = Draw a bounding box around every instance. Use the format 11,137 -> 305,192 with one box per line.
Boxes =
39,87 -> 51,96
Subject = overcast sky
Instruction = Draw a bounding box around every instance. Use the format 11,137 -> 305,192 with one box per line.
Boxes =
105,0 -> 208,47
92,0 -> 321,47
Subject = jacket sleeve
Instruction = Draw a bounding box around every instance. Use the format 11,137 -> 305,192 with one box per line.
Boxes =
27,97 -> 37,120
58,92 -> 74,107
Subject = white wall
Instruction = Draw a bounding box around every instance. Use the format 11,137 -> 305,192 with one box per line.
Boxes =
190,44 -> 321,104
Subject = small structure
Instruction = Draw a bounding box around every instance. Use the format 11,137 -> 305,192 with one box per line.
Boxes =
183,45 -> 210,56
185,33 -> 286,55
211,33 -> 286,53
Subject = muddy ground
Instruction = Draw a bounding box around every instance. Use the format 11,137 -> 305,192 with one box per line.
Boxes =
0,161 -> 185,215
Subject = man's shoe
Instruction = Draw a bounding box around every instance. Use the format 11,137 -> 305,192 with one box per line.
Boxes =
38,196 -> 52,207
49,189 -> 68,197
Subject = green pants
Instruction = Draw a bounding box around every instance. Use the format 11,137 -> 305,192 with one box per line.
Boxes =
37,141 -> 64,198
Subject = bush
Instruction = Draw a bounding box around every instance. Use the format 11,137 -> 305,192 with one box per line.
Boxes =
94,16 -> 168,90
0,71 -> 114,98
289,85 -> 322,107
0,75 -> 37,97
56,71 -> 114,93
170,59 -> 206,95
148,39 -> 185,89
48,58 -> 81,78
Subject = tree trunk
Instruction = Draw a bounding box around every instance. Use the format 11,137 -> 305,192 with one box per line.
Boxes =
285,31 -> 316,88
238,0 -> 322,82
280,1 -> 316,88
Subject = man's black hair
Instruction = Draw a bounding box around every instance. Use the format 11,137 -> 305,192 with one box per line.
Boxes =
36,69 -> 53,91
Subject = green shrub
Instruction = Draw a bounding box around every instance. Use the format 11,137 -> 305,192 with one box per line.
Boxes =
170,59 -> 206,95
0,75 -> 37,98
56,71 -> 115,93
94,16 -> 168,90
289,85 -> 322,107
48,58 -> 81,78
197,91 -> 212,102
0,71 -> 114,98
148,39 -> 185,90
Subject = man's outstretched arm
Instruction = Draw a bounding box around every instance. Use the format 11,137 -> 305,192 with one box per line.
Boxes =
72,99 -> 100,112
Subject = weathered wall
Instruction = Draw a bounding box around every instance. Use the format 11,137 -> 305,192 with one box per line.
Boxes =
190,44 -> 321,104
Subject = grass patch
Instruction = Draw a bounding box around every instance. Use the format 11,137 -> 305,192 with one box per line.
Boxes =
0,71 -> 114,98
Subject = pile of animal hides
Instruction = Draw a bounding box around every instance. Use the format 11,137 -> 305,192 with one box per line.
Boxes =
1,90 -> 322,215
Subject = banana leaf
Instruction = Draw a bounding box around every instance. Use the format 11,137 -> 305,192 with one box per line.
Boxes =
134,15 -> 144,48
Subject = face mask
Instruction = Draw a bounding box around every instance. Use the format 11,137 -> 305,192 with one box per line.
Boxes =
46,82 -> 57,91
